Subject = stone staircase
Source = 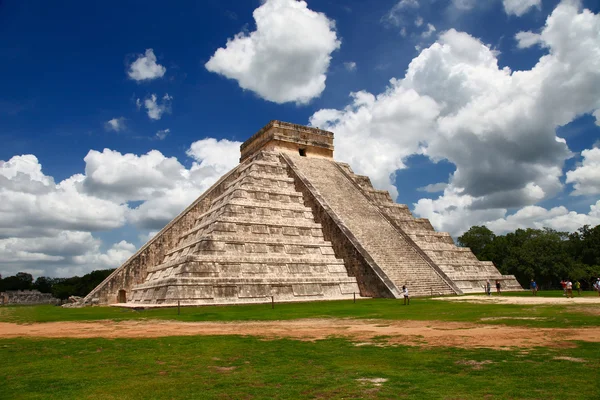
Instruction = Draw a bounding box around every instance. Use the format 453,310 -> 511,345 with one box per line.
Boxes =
286,154 -> 457,297
337,163 -> 521,294
128,151 -> 362,305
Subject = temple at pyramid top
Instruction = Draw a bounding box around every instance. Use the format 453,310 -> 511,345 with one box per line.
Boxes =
82,120 -> 522,307
240,120 -> 334,162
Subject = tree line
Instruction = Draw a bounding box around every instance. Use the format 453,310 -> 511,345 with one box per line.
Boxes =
458,224 -> 600,290
0,269 -> 114,300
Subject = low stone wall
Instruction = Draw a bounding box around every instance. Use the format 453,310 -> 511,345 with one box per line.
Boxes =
0,290 -> 60,305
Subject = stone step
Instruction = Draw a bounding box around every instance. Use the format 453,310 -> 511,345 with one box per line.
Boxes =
288,154 -> 457,297
136,276 -> 359,290
169,234 -> 334,256
180,215 -> 323,238
224,171 -> 295,191
148,254 -> 347,273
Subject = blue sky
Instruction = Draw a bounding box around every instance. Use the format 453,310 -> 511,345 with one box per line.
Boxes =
1,0 -> 599,278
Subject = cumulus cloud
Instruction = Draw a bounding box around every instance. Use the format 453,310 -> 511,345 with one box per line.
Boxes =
1,136 -> 241,276
486,201 -> 600,234
503,0 -> 542,17
310,1 -> 600,233
127,49 -> 166,81
566,147 -> 600,196
515,31 -> 542,48
0,155 -> 127,238
140,93 -> 172,120
205,0 -> 340,105
105,117 -> 126,132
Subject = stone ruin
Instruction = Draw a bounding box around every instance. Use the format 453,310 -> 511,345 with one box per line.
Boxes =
82,121 -> 522,307
1,290 -> 60,306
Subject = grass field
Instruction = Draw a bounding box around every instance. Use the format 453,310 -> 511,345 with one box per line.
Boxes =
1,291 -> 598,328
1,291 -> 599,399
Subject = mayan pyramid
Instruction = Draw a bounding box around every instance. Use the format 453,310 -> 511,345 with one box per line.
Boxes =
83,121 -> 521,306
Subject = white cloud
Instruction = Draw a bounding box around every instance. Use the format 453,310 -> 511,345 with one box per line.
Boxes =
127,49 -> 166,81
452,0 -> 477,11
515,31 -> 542,48
382,0 -> 420,27
310,1 -> 600,233
155,128 -> 170,140
0,155 -> 127,237
415,16 -> 424,27
566,147 -> 600,196
140,93 -> 172,120
421,23 -> 436,38
0,136 -> 241,277
417,182 -> 448,193
205,0 -> 340,105
344,61 -> 357,71
593,109 -> 600,126
503,0 -> 542,17
486,201 -> 600,234
104,117 -> 126,132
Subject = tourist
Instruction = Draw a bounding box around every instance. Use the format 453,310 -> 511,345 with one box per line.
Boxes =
402,285 -> 410,305
485,280 -> 491,296
566,280 -> 573,298
560,279 -> 566,296
574,280 -> 581,296
495,280 -> 501,295
530,279 -> 538,296
594,278 -> 600,296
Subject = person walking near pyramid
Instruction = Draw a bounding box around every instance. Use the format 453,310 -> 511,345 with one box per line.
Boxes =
402,285 -> 410,305
566,280 -> 573,298
530,279 -> 538,296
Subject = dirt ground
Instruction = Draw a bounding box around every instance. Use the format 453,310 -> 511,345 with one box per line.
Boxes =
433,294 -> 600,305
2,297 -> 599,349
1,318 -> 600,349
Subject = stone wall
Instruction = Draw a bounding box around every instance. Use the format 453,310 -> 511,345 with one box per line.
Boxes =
1,290 -> 60,305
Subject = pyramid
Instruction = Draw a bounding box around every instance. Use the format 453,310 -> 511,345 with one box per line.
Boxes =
84,121 -> 521,306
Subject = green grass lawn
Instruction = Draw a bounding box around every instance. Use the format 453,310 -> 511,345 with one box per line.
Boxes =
2,292 -> 599,399
1,291 -> 598,328
1,335 -> 598,400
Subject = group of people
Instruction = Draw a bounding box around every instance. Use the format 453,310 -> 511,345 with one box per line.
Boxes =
483,280 -> 502,296
530,278 -> 600,297
559,279 -> 578,298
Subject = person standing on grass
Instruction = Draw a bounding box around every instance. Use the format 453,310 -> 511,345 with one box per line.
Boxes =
560,279 -> 567,296
495,280 -> 501,295
485,280 -> 491,296
402,285 -> 410,305
594,278 -> 600,296
530,279 -> 538,296
566,280 -> 573,298
575,280 -> 581,296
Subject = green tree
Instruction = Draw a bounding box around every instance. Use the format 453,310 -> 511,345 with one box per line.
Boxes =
457,225 -> 496,258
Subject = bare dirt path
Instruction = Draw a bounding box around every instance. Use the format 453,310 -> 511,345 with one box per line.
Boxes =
433,295 -> 600,305
2,319 -> 600,349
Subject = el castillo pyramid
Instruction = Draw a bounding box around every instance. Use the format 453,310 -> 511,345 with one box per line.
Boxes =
83,121 -> 521,306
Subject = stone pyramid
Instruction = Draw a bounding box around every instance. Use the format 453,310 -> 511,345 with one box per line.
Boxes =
84,121 -> 521,306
